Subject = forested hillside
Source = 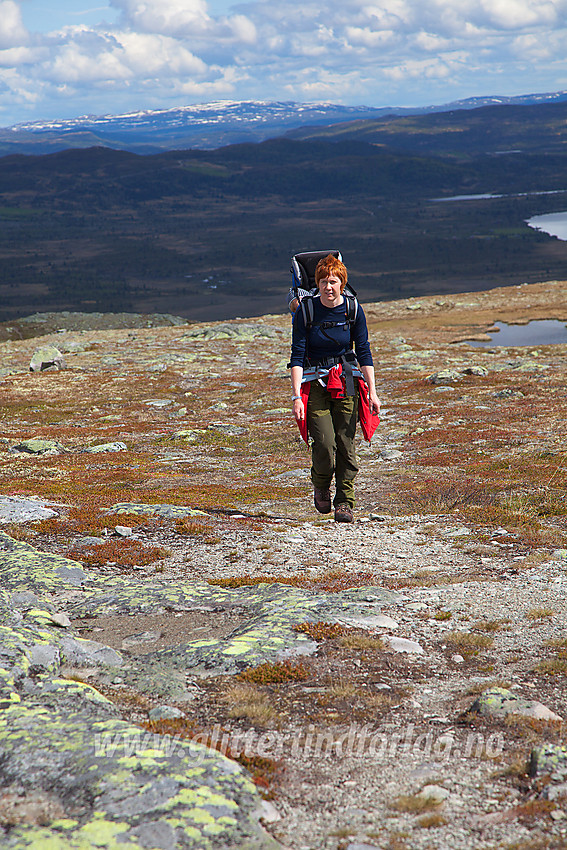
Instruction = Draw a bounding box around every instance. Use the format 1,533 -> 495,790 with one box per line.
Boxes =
1,110 -> 567,323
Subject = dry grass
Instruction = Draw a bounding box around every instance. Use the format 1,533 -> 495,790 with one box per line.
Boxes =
209,569 -> 378,593
34,505 -> 155,537
329,683 -> 359,700
338,634 -> 385,651
416,813 -> 449,828
525,608 -> 554,621
513,799 -> 556,824
474,618 -> 511,632
445,631 -> 494,656
173,516 -> 220,543
363,692 -> 396,710
534,658 -> 567,676
433,610 -> 452,621
224,684 -> 279,725
544,638 -> 567,650
292,621 -> 353,640
392,793 -> 443,814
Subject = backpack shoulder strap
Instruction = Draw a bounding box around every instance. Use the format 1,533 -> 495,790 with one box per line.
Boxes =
345,295 -> 358,324
299,295 -> 315,330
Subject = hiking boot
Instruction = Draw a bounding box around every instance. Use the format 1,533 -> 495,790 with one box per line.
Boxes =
334,503 -> 354,523
313,487 -> 332,514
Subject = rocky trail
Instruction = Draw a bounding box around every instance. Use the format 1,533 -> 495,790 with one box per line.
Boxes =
1,281 -> 567,850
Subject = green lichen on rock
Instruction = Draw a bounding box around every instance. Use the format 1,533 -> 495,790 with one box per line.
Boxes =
11,439 -> 64,454
107,503 -> 208,519
2,533 -> 398,687
0,532 -> 87,593
529,743 -> 567,779
70,579 -> 398,679
0,706 -> 277,849
469,687 -> 562,722
0,529 -> 399,847
181,323 -> 279,341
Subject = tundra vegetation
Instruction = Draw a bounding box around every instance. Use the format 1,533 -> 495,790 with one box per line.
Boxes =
1,279 -> 567,848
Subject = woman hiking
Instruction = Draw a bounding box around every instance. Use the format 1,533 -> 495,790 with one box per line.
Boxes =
289,254 -> 380,523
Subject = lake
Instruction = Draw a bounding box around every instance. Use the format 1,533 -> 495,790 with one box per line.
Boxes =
526,210 -> 567,240
466,319 -> 567,347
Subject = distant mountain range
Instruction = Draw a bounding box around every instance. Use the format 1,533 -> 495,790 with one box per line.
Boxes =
3,92 -> 567,325
2,90 -> 567,155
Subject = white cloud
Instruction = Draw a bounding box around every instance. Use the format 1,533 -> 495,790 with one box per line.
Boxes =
111,0 -> 211,36
118,31 -> 208,75
3,0 -> 567,124
383,55 -> 455,81
228,14 -> 257,44
345,26 -> 397,47
482,0 -> 561,30
0,0 -> 28,48
0,45 -> 45,67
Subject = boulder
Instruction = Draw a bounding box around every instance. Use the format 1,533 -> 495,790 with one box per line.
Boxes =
530,743 -> 567,779
29,345 -> 66,372
383,636 -> 425,654
469,687 -> 562,722
0,496 -> 58,524
83,442 -> 128,454
11,439 -> 63,455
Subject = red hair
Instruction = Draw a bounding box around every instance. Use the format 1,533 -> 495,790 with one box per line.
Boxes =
315,255 -> 348,292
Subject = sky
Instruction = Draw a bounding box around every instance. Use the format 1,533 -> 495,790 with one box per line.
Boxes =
1,0 -> 567,126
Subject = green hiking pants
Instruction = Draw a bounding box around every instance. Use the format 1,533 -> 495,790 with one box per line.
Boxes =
307,379 -> 359,508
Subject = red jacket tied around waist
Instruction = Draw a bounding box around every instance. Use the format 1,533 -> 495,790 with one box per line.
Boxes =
297,363 -> 379,445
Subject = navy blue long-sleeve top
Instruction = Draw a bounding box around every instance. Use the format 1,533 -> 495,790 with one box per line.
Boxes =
289,295 -> 373,368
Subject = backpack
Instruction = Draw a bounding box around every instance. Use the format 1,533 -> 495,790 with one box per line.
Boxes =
290,250 -> 357,300
290,250 -> 360,395
290,248 -> 359,335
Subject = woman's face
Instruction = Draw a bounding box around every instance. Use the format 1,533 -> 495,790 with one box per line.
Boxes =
318,274 -> 343,302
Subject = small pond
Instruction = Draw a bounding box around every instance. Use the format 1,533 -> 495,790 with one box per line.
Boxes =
526,211 -> 567,240
466,319 -> 567,347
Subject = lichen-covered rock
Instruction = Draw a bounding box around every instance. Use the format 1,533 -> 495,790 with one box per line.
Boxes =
427,369 -> 462,384
181,323 -> 278,341
2,534 -> 399,686
208,423 -> 247,436
0,532 -> 281,848
69,580 -> 398,679
0,532 -> 87,593
0,497 -> 58,524
0,530 -> 404,847
29,345 -> 66,372
462,365 -> 489,376
11,439 -> 64,456
107,503 -> 208,519
83,442 -> 128,454
0,700 -> 279,849
427,365 -> 488,384
469,687 -> 562,722
529,743 -> 567,779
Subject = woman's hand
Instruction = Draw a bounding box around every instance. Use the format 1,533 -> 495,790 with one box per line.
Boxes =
291,366 -> 304,423
360,365 -> 380,416
369,391 -> 381,416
